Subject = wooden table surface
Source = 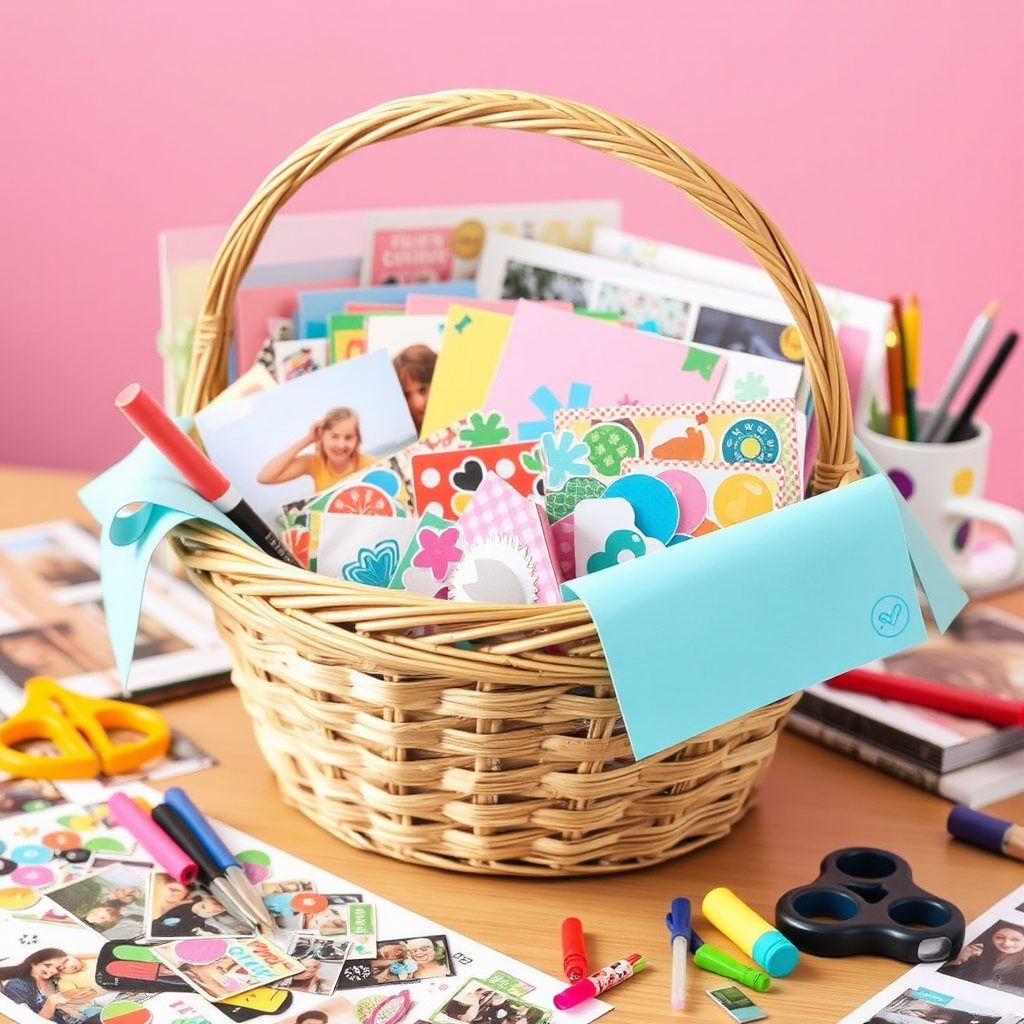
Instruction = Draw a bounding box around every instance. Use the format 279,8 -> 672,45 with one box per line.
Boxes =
3,465 -> 1024,1023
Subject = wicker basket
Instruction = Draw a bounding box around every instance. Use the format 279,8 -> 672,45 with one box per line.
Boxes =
174,89 -> 859,876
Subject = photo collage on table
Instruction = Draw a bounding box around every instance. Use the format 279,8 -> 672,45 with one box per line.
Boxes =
840,881 -> 1024,1024
0,785 -> 608,1024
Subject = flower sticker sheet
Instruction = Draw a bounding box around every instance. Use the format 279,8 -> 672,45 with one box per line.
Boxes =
386,511 -> 461,598
310,513 -> 418,586
0,785 -> 611,1024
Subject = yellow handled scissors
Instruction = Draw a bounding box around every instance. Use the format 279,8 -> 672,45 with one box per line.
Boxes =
0,676 -> 171,780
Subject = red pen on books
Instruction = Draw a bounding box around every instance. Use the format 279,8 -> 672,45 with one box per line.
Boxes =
115,383 -> 300,567
824,668 -> 1024,728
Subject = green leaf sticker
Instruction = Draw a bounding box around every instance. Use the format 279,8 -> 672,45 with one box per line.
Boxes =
681,347 -> 722,380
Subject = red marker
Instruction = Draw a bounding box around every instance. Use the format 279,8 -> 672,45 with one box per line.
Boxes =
115,383 -> 300,566
824,668 -> 1024,728
561,916 -> 588,982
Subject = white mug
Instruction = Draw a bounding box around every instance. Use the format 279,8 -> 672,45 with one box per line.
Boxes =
859,411 -> 1024,592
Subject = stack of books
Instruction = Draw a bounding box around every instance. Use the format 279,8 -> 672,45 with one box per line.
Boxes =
0,519 -> 232,707
789,603 -> 1024,807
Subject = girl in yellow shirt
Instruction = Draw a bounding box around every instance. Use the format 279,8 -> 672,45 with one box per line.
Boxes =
258,406 -> 376,492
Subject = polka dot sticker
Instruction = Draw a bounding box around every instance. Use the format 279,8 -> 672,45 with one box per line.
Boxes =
175,937 -> 228,965
60,813 -> 102,832
604,476 -> 679,543
237,849 -> 272,885
713,473 -> 775,527
237,849 -> 271,865
83,836 -> 129,853
419,467 -> 441,489
20,799 -> 57,813
60,848 -> 94,866
0,886 -> 40,910
655,468 -> 707,535
10,844 -> 52,865
100,1000 -> 153,1024
43,830 -> 82,852
11,864 -> 56,887
291,892 -> 328,913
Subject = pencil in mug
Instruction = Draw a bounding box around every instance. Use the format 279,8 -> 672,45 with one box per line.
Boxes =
920,299 -> 999,443
115,383 -> 301,567
884,307 -> 908,440
899,294 -> 920,442
941,331 -> 1019,444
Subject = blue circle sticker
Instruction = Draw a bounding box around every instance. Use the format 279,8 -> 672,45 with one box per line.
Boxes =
871,595 -> 910,638
721,418 -> 780,464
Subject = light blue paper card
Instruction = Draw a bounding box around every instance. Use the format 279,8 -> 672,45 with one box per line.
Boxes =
565,473 -> 967,761
297,279 -> 476,338
855,438 -> 966,630
78,434 -> 252,688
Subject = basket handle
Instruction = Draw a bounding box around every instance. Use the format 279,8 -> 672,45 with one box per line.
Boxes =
181,88 -> 859,494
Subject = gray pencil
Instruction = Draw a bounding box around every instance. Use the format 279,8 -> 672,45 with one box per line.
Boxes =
919,299 -> 999,442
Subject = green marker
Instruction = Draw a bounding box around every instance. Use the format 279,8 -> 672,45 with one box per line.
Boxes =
693,943 -> 772,993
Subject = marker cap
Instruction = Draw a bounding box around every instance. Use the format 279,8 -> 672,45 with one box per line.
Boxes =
665,896 -> 692,942
947,805 -> 1011,854
751,931 -> 799,977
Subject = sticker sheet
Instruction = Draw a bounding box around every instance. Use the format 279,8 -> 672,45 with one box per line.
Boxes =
551,398 -> 804,510
0,785 -> 610,1024
410,441 -> 542,520
446,475 -> 563,605
386,511 -> 460,599
621,459 -> 787,536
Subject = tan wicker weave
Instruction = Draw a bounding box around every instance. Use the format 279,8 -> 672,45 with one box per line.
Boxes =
175,89 -> 859,876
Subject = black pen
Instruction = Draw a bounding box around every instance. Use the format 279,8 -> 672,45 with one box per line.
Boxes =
115,382 -> 301,567
151,802 -> 266,933
941,331 -> 1018,443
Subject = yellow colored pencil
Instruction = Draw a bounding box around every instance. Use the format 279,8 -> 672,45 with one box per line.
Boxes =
885,310 -> 908,440
901,293 -> 920,441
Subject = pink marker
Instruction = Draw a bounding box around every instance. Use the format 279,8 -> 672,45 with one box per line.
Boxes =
114,383 -> 299,566
553,954 -> 646,1010
107,791 -> 198,885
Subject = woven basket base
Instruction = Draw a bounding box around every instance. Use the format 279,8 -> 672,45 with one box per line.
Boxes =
178,524 -> 798,876
228,641 -> 798,877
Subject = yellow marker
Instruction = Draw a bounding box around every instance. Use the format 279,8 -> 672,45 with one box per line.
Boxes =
702,887 -> 800,977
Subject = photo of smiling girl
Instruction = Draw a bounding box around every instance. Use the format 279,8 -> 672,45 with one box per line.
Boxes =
258,406 -> 377,492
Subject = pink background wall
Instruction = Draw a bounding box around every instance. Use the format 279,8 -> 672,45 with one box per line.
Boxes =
2,0 -> 1021,506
